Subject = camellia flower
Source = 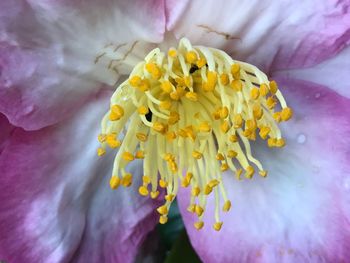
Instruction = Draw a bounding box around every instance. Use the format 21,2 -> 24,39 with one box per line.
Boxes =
1,0 -> 350,263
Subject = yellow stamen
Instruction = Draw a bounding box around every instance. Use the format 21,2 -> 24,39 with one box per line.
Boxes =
98,38 -> 293,231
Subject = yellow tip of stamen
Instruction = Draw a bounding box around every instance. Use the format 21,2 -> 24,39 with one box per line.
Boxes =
109,176 -> 120,189
159,216 -> 168,224
223,200 -> 231,212
213,222 -> 223,231
138,186 -> 149,196
98,37 -> 293,231
194,221 -> 204,230
121,173 -> 133,187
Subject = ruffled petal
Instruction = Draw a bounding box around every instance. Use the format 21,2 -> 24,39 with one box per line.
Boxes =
0,93 -> 160,263
0,0 -> 165,130
273,45 -> 350,99
0,113 -> 14,153
178,79 -> 350,262
166,0 -> 350,72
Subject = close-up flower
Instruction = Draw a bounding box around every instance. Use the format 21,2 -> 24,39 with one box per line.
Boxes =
1,1 -> 350,263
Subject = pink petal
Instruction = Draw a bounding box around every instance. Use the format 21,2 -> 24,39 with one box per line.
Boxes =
0,0 -> 165,130
0,113 -> 14,153
0,93 -> 160,263
166,0 -> 350,72
273,45 -> 350,99
178,79 -> 350,262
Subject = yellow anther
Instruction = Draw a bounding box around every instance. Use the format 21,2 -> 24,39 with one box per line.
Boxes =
260,83 -> 269,96
159,179 -> 168,188
163,153 -> 175,162
185,91 -> 198,101
216,153 -> 225,160
195,205 -> 204,217
236,169 -> 243,180
142,175 -> 151,184
229,134 -> 238,142
186,172 -> 193,180
253,104 -> 263,120
209,179 -> 220,188
194,221 -> 204,230
259,170 -> 268,177
199,122 -> 212,132
122,151 -> 134,161
145,62 -> 161,79
181,177 -> 190,187
243,129 -> 253,137
220,120 -> 230,133
106,135 -> 121,149
138,79 -> 150,92
166,131 -> 177,141
281,107 -> 293,121
196,57 -> 207,68
275,138 -> 286,147
246,119 -> 257,131
110,105 -> 124,121
245,166 -> 255,179
266,96 -> 277,109
135,150 -> 144,159
175,77 -> 185,86
168,49 -> 177,58
150,191 -> 160,199
212,109 -> 221,120
184,76 -> 192,87
234,114 -> 243,128
97,148 -> 106,156
159,216 -> 168,224
227,150 -> 237,158
250,87 -> 260,100
165,194 -> 175,202
136,132 -> 148,142
169,161 -> 178,173
220,73 -> 229,85
168,112 -> 180,125
269,80 -> 278,94
138,106 -> 149,115
152,122 -> 168,134
230,79 -> 242,91
191,186 -> 200,197
109,176 -> 120,189
138,186 -> 149,196
98,134 -> 106,143
192,151 -> 203,159
220,163 -> 229,172
187,204 -> 196,213
204,184 -> 213,195
157,205 -> 168,215
213,222 -> 223,231
170,91 -> 181,100
273,112 -> 281,122
231,64 -> 240,75
259,126 -> 271,140
220,106 -> 229,119
121,173 -> 133,187
203,71 -> 217,91
129,75 -> 142,87
223,200 -> 231,212
268,138 -> 277,147
186,51 -> 198,64
161,81 -> 173,93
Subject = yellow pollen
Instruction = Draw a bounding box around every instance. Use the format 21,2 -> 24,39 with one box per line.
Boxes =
109,176 -> 120,189
98,38 -> 293,231
186,51 -> 198,64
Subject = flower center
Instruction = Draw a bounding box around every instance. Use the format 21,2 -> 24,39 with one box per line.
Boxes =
97,38 -> 292,231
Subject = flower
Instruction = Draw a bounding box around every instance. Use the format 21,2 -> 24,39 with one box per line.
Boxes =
1,1 -> 350,263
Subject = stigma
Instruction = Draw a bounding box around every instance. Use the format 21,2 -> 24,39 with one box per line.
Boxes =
97,38 -> 292,231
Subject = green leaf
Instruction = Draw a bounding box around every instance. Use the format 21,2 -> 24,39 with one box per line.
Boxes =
164,230 -> 202,263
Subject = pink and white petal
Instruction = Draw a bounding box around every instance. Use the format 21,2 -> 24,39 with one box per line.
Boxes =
0,93 -> 160,263
0,0 -> 165,130
273,45 -> 350,99
166,0 -> 350,72
178,79 -> 350,263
